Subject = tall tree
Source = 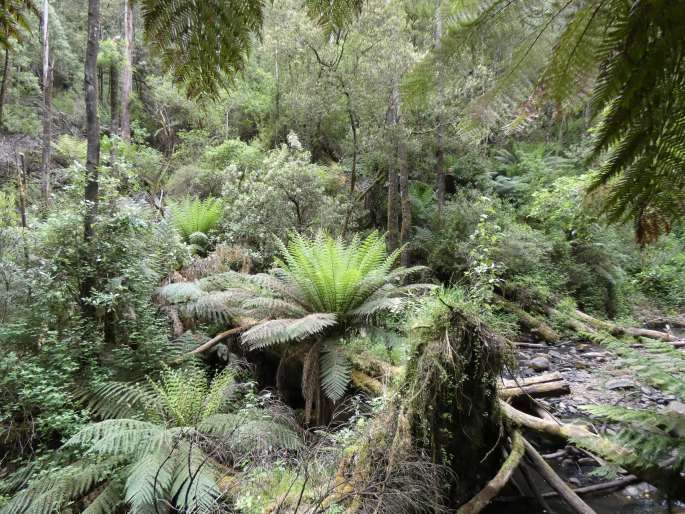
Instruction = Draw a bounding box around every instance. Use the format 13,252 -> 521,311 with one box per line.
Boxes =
119,0 -> 132,140
40,0 -> 52,204
386,85 -> 400,253
434,0 -> 445,216
0,48 -> 11,128
80,0 -> 100,307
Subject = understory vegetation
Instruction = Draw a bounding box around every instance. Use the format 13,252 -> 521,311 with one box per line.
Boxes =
0,0 -> 683,512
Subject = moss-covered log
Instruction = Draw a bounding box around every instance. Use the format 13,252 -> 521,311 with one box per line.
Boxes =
496,297 -> 560,343
334,303 -> 510,511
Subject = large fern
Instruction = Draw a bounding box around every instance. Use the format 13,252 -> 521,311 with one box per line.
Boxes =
0,366 -> 300,514
0,0 -> 38,49
157,231 -> 433,406
573,332 -> 685,478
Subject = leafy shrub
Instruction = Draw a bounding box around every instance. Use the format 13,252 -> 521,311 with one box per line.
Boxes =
220,133 -> 348,265
635,234 -> 685,311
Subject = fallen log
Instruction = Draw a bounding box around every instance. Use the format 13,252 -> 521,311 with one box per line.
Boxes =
522,437 -> 597,514
497,298 -> 560,343
499,372 -> 569,400
457,431 -> 525,514
501,371 -> 563,388
572,309 -> 676,342
500,380 -> 570,400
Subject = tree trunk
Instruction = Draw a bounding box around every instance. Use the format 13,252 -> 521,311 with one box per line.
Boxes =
110,63 -> 119,136
398,134 -> 411,266
434,0 -> 446,216
386,86 -> 400,252
0,49 -> 11,129
40,0 -> 52,205
80,0 -> 101,309
120,0 -> 133,141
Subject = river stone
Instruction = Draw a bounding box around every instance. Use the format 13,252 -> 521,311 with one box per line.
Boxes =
606,378 -> 635,390
528,356 -> 551,371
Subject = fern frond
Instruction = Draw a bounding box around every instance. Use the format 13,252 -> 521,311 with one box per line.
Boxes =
241,313 -> 338,350
320,343 -> 351,402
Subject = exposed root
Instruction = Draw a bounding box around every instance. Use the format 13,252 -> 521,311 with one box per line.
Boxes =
457,430 -> 525,514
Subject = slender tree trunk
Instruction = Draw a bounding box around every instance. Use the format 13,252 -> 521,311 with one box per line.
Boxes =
434,0 -> 446,217
110,63 -> 119,135
0,49 -> 11,129
399,132 -> 411,266
120,0 -> 133,141
386,86 -> 400,252
341,83 -> 358,236
40,0 -> 52,205
80,0 -> 101,309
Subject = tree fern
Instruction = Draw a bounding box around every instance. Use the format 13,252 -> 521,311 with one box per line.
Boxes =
320,342 -> 351,402
1,366 -> 299,513
157,231 -> 433,404
170,197 -> 223,242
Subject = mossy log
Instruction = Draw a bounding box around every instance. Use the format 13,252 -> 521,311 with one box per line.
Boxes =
571,309 -> 676,342
496,297 -> 560,343
335,307 -> 509,511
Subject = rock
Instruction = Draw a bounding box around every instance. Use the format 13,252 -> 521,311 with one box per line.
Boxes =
624,485 -> 640,498
582,352 -> 605,359
549,350 -> 562,360
664,400 -> 685,415
605,378 -> 635,390
528,356 -> 551,371
568,477 -> 582,486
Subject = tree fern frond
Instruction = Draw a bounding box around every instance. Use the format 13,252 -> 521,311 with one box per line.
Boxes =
82,479 -> 124,514
241,313 -> 338,349
320,343 -> 351,402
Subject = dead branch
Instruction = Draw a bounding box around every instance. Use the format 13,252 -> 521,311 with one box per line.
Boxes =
541,475 -> 639,498
457,431 -> 525,514
522,437 -> 597,514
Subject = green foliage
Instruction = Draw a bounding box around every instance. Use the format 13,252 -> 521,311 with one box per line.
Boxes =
220,134 -> 348,263
158,230 -> 433,402
0,0 -> 38,49
454,0 -> 685,242
170,197 -> 223,242
141,0 -> 263,98
1,366 -> 300,513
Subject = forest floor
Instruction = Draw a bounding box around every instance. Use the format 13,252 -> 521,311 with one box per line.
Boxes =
499,322 -> 685,513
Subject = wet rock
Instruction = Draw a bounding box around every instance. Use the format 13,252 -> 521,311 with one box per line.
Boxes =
606,378 -> 635,390
582,352 -> 606,359
528,356 -> 551,371
568,477 -> 582,486
664,400 -> 685,415
549,350 -> 562,360
624,485 -> 640,498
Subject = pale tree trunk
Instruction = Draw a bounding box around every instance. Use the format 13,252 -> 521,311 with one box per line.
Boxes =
40,0 -> 52,205
386,85 -> 400,253
81,0 -> 101,310
120,0 -> 133,141
434,0 -> 446,217
0,49 -> 11,129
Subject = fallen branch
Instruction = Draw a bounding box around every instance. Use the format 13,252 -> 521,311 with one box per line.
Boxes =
522,437 -> 597,514
457,431 -> 525,514
500,380 -> 569,400
497,298 -> 559,343
501,371 -> 563,388
499,372 -> 569,400
541,474 -> 639,498
187,324 -> 255,355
